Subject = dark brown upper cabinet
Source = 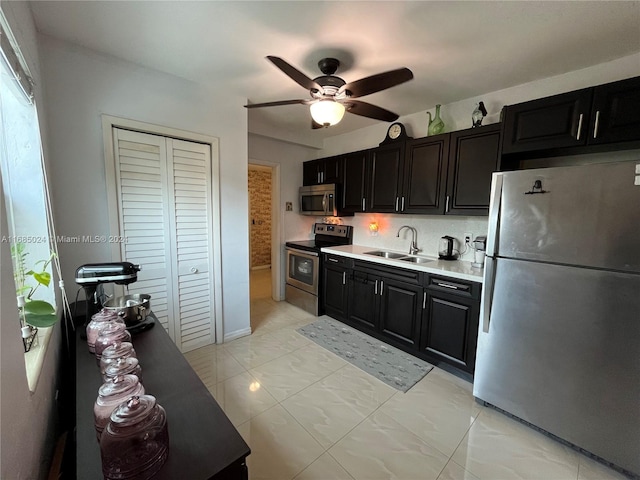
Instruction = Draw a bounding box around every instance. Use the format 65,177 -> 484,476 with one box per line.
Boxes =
302,156 -> 342,186
402,134 -> 450,214
501,88 -> 593,154
502,76 -> 640,156
589,76 -> 640,145
445,124 -> 501,216
341,150 -> 369,213
367,143 -> 405,213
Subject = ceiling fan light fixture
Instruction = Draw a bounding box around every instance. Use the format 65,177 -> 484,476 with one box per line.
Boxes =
310,100 -> 345,127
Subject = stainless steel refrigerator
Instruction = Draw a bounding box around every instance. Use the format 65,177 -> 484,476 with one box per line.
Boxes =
474,160 -> 640,476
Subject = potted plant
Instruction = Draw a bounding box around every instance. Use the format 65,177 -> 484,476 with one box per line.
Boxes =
11,243 -> 58,350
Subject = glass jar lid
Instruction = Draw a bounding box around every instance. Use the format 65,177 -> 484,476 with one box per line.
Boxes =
109,395 -> 157,427
104,357 -> 140,378
91,308 -> 120,322
97,375 -> 143,406
101,341 -> 136,361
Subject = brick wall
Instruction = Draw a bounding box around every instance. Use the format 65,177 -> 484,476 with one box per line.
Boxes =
248,168 -> 272,268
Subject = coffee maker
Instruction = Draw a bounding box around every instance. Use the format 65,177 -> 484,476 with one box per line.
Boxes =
472,236 -> 487,268
75,262 -> 141,327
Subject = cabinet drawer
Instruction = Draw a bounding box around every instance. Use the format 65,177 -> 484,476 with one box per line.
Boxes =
427,276 -> 481,299
324,254 -> 353,268
353,260 -> 423,285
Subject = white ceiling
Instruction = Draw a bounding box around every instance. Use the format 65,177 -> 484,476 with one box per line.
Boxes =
29,1 -> 640,144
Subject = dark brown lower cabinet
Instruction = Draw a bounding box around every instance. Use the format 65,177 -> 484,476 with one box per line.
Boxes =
419,282 -> 480,375
322,257 -> 481,378
322,254 -> 351,322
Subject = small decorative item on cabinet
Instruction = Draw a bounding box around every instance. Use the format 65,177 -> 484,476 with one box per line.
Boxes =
472,101 -> 488,127
427,104 -> 445,136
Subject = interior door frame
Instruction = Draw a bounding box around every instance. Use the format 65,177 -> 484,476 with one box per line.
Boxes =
102,114 -> 224,344
248,159 -> 282,301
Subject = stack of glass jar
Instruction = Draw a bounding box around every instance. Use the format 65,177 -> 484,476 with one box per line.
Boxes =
85,308 -> 169,478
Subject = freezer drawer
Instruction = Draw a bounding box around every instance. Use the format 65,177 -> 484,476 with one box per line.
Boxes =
474,258 -> 640,475
495,161 -> 640,272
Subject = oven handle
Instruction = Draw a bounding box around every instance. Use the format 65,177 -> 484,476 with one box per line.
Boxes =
285,247 -> 319,257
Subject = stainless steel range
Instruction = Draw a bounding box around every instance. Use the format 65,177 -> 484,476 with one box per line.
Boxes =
285,223 -> 353,315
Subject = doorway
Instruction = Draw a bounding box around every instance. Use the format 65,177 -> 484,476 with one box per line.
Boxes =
247,161 -> 281,306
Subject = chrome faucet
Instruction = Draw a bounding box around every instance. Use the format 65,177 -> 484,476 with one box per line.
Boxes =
396,225 -> 420,255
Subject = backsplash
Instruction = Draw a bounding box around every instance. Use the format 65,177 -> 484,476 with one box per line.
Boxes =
328,213 -> 488,261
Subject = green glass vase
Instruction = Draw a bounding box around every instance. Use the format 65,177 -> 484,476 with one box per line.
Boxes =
427,104 -> 445,136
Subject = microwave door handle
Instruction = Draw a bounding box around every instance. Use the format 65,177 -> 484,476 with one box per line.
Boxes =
322,193 -> 328,214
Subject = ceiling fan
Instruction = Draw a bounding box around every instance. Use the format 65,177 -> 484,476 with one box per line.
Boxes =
245,56 -> 414,128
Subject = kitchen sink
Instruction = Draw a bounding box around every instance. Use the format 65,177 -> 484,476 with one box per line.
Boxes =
364,250 -> 407,259
398,256 -> 434,264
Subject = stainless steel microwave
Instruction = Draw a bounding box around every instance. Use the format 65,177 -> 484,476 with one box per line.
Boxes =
299,184 -> 338,216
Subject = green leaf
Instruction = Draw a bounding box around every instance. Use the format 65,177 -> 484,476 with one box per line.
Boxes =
23,300 -> 55,315
33,271 -> 51,287
25,313 -> 58,328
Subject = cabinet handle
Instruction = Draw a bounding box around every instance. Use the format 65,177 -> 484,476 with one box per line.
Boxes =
343,272 -> 346,285
317,171 -> 321,184
328,258 -> 338,263
380,281 -> 384,296
374,280 -> 378,295
436,282 -> 459,290
321,171 -> 324,183
395,197 -> 399,212
362,198 -> 365,212
576,113 -> 584,140
445,195 -> 450,213
401,196 -> 405,212
423,291 -> 426,309
593,110 -> 600,139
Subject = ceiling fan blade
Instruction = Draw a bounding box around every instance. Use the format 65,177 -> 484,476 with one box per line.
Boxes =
339,68 -> 413,98
244,99 -> 311,108
344,100 -> 399,122
266,56 -> 323,92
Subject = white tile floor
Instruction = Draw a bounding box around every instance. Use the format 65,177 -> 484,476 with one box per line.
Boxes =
184,269 -> 629,480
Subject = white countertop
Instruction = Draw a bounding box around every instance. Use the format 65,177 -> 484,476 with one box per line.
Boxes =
321,245 -> 484,283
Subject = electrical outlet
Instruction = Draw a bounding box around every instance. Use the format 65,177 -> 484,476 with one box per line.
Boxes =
464,232 -> 473,245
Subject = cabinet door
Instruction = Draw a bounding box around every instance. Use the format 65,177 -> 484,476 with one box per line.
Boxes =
502,88 -> 593,154
589,76 -> 640,145
303,160 -> 321,186
420,290 -> 479,374
445,124 -> 501,216
368,144 -> 404,212
347,270 -> 378,333
323,156 -> 342,184
323,264 -> 349,321
402,135 -> 449,214
378,278 -> 422,349
342,150 -> 369,213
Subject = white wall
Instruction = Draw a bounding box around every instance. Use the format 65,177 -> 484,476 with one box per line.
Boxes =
0,3 -> 60,479
39,36 -> 251,340
310,53 -> 640,257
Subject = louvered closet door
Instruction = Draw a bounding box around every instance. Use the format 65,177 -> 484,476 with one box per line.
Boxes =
166,138 -> 215,352
113,129 -> 175,337
112,129 -> 215,351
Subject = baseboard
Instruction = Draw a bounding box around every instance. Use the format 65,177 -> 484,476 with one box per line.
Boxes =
250,265 -> 271,271
223,327 -> 252,343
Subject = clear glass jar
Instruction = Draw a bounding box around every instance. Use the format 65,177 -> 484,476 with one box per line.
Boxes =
100,395 -> 169,480
94,375 -> 145,441
86,309 -> 124,354
100,341 -> 137,375
103,357 -> 143,384
95,322 -> 132,363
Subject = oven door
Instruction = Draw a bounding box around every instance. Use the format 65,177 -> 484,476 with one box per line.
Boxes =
285,247 -> 319,295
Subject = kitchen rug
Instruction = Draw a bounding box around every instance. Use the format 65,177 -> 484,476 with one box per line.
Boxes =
297,317 -> 433,392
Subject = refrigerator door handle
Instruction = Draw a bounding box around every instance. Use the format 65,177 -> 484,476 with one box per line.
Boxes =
480,256 -> 496,333
486,173 -> 503,257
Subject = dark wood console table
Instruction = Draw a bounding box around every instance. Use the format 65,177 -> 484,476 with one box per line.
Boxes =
73,313 -> 250,479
